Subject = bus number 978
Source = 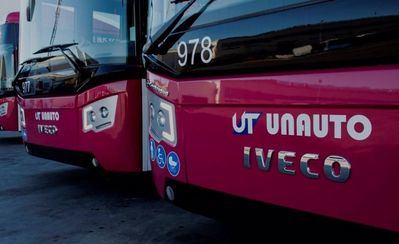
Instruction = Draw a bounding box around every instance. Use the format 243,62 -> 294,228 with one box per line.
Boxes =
177,36 -> 213,67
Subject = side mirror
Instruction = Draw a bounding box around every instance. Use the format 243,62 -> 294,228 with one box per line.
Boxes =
26,0 -> 36,22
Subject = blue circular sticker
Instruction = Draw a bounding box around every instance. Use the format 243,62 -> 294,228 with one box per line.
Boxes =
167,151 -> 180,177
156,145 -> 166,168
149,139 -> 156,162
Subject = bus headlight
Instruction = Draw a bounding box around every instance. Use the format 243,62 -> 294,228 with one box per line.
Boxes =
0,102 -> 8,117
20,107 -> 25,126
157,110 -> 166,127
83,95 -> 118,133
90,111 -> 97,122
148,93 -> 177,147
100,107 -> 109,118
150,104 -> 155,120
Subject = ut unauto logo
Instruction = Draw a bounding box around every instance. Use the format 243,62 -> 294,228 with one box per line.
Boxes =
232,112 -> 261,135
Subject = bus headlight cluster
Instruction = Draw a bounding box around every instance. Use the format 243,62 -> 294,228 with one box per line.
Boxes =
0,102 -> 8,117
20,107 -> 25,127
148,93 -> 177,147
83,95 -> 118,133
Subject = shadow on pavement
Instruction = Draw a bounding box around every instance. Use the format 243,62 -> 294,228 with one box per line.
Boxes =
31,168 -> 157,198
0,136 -> 22,145
172,183 -> 399,242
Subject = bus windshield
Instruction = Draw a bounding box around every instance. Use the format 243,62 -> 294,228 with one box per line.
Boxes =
148,0 -> 187,38
0,23 -> 18,92
147,0 -> 307,44
20,0 -> 135,66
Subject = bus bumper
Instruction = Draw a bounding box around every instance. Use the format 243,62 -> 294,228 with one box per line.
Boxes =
19,80 -> 143,172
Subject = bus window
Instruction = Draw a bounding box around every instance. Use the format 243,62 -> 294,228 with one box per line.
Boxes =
193,0 -> 309,27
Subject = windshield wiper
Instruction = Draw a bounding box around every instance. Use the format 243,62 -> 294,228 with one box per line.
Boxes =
21,56 -> 55,65
144,0 -> 197,54
145,0 -> 214,57
34,43 -> 78,54
171,0 -> 191,3
33,42 -> 86,74
159,0 -> 215,55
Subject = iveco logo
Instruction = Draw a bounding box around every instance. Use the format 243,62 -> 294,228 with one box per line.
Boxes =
22,80 -> 31,94
244,147 -> 351,183
37,124 -> 58,135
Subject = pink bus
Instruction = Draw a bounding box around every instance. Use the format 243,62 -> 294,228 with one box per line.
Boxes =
145,0 -> 399,232
14,0 -> 149,172
0,12 -> 19,131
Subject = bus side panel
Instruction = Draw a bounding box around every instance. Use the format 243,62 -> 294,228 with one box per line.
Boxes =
183,106 -> 399,231
174,66 -> 399,232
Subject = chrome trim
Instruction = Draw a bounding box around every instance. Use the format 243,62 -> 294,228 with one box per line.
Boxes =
324,155 -> 351,183
255,148 -> 273,171
243,146 -> 251,168
278,151 -> 296,175
300,153 -> 319,179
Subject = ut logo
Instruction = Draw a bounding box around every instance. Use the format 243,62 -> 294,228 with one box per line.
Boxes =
232,112 -> 261,135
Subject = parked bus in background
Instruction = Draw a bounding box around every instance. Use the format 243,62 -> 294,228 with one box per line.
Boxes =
0,12 -> 19,132
14,0 -> 149,172
144,0 -> 399,232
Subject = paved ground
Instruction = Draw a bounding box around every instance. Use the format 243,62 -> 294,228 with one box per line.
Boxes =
0,133 -> 397,243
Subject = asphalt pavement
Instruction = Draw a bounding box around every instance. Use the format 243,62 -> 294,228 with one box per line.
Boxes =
0,132 -> 398,243
0,133 -> 233,243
